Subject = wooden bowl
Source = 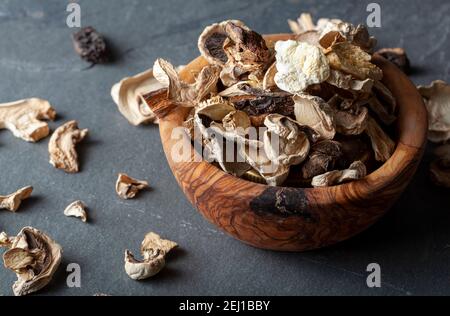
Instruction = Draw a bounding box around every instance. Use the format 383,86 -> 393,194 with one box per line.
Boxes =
148,34 -> 428,252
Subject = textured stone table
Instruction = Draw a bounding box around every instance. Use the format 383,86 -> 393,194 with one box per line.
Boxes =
0,0 -> 449,296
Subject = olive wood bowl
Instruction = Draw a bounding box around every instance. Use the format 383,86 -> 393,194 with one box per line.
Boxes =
147,34 -> 428,252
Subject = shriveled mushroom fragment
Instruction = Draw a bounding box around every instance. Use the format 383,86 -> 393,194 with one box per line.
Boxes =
124,232 -> 177,280
311,161 -> 367,187
0,98 -> 56,142
288,13 -> 316,34
293,94 -> 335,140
116,173 -> 149,200
263,114 -> 311,166
153,59 -> 220,106
110,66 -> 184,125
1,227 -> 62,296
328,95 -> 369,135
63,200 -> 88,223
274,40 -> 330,94
326,69 -> 374,93
48,121 -> 88,173
0,232 -> 14,248
301,140 -> 346,179
326,42 -> 382,81
418,80 -> 450,143
376,48 -> 410,74
430,145 -> 450,188
263,63 -> 277,90
0,186 -> 33,212
365,117 -> 396,162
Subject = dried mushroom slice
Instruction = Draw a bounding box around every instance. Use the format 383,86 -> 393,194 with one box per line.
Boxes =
0,232 -> 14,248
274,40 -> 330,94
376,48 -> 410,74
263,114 -> 311,166
232,94 -> 295,117
0,186 -> 33,212
326,69 -> 374,93
0,98 -> 56,142
2,227 -> 62,296
116,173 -> 149,200
365,117 -> 396,162
222,110 -> 251,133
263,63 -> 277,90
48,120 -> 88,173
153,59 -> 220,107
430,145 -> 450,188
367,97 -> 397,126
301,140 -> 346,179
288,13 -> 316,34
319,22 -> 376,52
124,232 -> 177,280
418,80 -> 450,143
326,42 -> 382,81
63,200 -> 88,223
311,161 -> 367,187
328,95 -> 369,135
293,94 -> 335,140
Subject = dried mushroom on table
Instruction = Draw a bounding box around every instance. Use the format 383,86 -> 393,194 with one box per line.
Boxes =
142,15 -> 398,187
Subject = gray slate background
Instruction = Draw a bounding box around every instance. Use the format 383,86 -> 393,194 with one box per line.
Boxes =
0,0 -> 449,296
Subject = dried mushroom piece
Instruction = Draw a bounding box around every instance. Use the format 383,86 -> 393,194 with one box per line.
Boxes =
418,80 -> 450,143
263,63 -> 277,90
301,140 -> 346,179
288,13 -> 316,34
222,110 -> 251,133
0,232 -> 14,248
430,145 -> 450,188
263,114 -> 311,166
0,98 -> 56,142
311,161 -> 367,187
274,40 -> 330,94
124,232 -> 177,280
72,26 -> 108,64
0,186 -> 33,213
367,97 -> 396,126
293,95 -> 336,140
365,117 -> 396,162
111,66 -> 185,125
153,59 -> 220,106
63,201 -> 88,223
328,95 -> 369,135
376,48 -> 411,74
1,227 -> 62,296
48,121 -> 88,173
326,42 -> 382,81
326,69 -> 374,93
116,173 -> 149,200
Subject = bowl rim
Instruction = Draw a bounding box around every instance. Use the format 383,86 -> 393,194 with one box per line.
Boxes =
155,33 -> 428,203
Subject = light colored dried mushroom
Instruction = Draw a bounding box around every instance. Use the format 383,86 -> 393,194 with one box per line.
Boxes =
48,120 -> 88,173
1,227 -> 62,296
418,80 -> 450,143
430,144 -> 450,188
288,13 -> 316,34
365,117 -> 396,162
326,69 -> 374,93
0,98 -> 56,142
293,94 -> 335,140
326,42 -> 382,81
0,186 -> 33,212
274,40 -> 330,94
124,232 -> 177,280
311,161 -> 367,187
63,200 -> 88,222
116,173 -> 149,200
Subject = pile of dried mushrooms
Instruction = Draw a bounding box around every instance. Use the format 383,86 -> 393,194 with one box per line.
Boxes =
139,15 -> 398,187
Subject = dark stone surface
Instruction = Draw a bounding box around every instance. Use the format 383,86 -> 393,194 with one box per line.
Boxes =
0,0 -> 449,296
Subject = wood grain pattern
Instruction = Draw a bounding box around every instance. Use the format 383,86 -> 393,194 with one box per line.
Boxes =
146,34 -> 428,252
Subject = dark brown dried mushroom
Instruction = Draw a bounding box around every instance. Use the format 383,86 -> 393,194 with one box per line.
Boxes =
72,26 -> 108,64
376,48 -> 411,74
301,140 -> 346,179
430,145 -> 450,188
1,227 -> 62,296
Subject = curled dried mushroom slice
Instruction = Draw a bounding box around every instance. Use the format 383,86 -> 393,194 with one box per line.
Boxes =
0,186 -> 33,212
326,69 -> 374,93
64,200 -> 88,223
326,42 -> 382,81
293,94 -> 336,140
311,161 -> 367,187
274,40 -> 330,94
124,232 -> 177,280
365,117 -> 396,162
418,80 -> 450,143
1,227 -> 62,296
301,140 -> 345,179
0,98 -> 56,142
116,173 -> 149,200
110,65 -> 183,126
430,145 -> 450,188
48,120 -> 88,173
